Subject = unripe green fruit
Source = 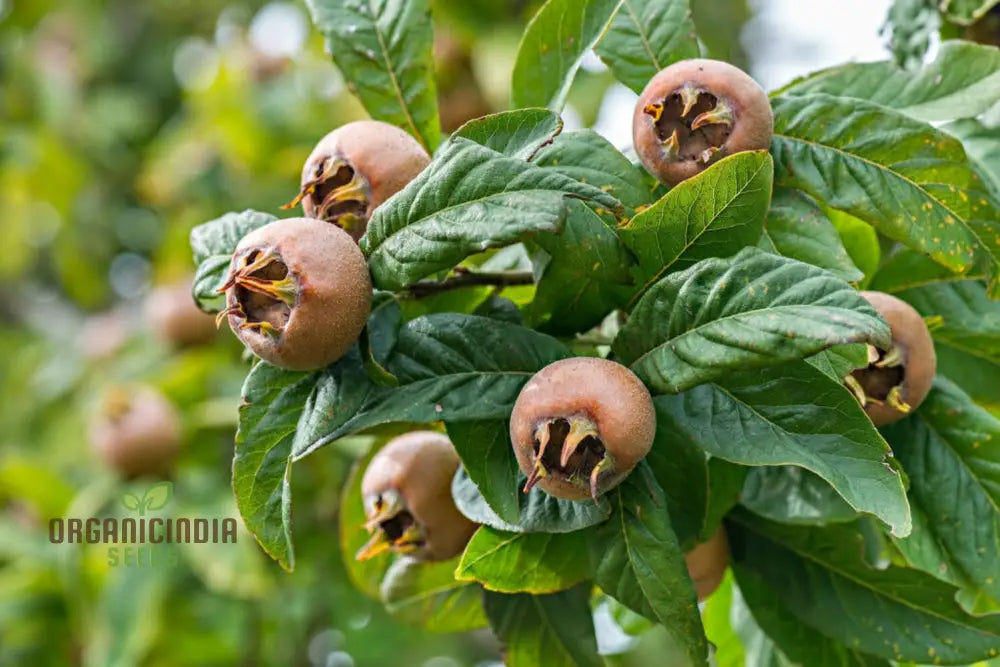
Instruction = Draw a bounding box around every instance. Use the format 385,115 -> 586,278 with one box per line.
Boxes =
633,59 -> 773,186
358,432 -> 477,562
509,357 -> 656,502
284,120 -> 430,241
89,386 -> 181,477
219,217 -> 372,371
846,291 -> 936,426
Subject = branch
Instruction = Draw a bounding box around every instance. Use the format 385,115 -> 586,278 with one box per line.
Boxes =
404,269 -> 535,298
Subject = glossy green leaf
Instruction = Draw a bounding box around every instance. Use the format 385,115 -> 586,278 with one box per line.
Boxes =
454,108 -> 564,160
594,0 -> 700,94
613,248 -> 891,394
653,360 -> 911,536
777,41 -> 1000,121
446,420 -> 521,525
380,556 -> 488,632
936,342 -> 1000,414
591,464 -> 708,664
729,511 -> 1000,664
529,200 -> 636,335
868,246 -> 972,293
825,207 -> 881,287
483,585 -> 600,667
898,280 -> 1000,365
740,466 -> 859,525
456,527 -> 590,593
759,188 -> 863,283
945,117 -> 1000,199
621,151 -> 773,292
510,0 -> 622,110
806,343 -> 870,382
362,136 -> 621,289
882,379 -> 1000,614
452,467 -> 611,533
304,0 -> 440,151
942,0 -> 1000,25
771,93 -> 1000,296
189,209 -> 276,309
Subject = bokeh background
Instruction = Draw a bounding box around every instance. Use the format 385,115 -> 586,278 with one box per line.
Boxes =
0,0 -> 991,665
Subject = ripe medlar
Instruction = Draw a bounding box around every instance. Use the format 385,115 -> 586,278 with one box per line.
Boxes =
685,527 -> 729,601
89,386 -> 181,477
845,291 -> 936,426
509,357 -> 656,502
633,58 -> 773,186
357,431 -> 477,562
146,280 -> 216,347
283,120 -> 430,241
217,217 -> 372,371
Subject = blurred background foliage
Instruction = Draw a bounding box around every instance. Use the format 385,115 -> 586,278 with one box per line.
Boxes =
1,0 -> 996,665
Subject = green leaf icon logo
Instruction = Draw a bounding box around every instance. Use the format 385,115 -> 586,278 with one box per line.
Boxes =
142,482 -> 173,512
121,493 -> 141,512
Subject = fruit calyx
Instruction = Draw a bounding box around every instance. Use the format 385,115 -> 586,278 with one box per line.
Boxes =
282,156 -> 370,235
216,248 -> 296,338
643,84 -> 734,165
523,414 -> 613,503
845,343 -> 911,414
356,488 -> 425,561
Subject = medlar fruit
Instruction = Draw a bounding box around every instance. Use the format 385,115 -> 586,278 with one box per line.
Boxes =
146,280 -> 216,347
685,527 -> 729,601
217,217 -> 372,371
845,291 -> 936,426
89,386 -> 181,477
357,431 -> 477,562
283,120 -> 430,241
633,58 -> 773,186
509,357 -> 656,502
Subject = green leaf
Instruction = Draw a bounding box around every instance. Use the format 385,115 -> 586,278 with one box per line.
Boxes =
339,442 -> 393,598
612,248 -> 891,394
740,467 -> 859,526
898,280 -> 1000,365
452,467 -> 611,533
936,342 -> 1000,415
296,314 -> 570,458
594,0 -> 700,94
771,93 -> 1000,296
825,207 -> 881,287
362,136 -> 621,290
729,511 -> 1000,664
304,0 -> 440,151
777,41 -> 1000,121
759,188 -> 863,283
806,343 -> 870,382
591,463 -> 708,665
620,151 -> 773,293
233,362 -> 308,572
653,360 -> 911,537
532,128 -> 651,213
454,108 -> 564,160
483,584 -> 601,667
942,0 -> 1000,25
529,200 -> 636,335
446,420 -> 521,525
510,0 -> 622,110
945,117 -> 1000,200
456,527 -> 590,593
868,246 -> 973,293
189,209 -> 276,310
380,556 -> 487,632
882,378 -> 1000,614
142,482 -> 173,511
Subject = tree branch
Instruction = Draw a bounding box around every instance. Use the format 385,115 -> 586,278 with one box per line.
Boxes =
404,269 -> 535,298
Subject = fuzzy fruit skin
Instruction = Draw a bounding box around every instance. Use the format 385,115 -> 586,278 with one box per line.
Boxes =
89,387 -> 181,477
300,120 -> 430,240
857,291 -> 936,426
361,432 -> 477,562
633,58 -> 773,186
225,218 -> 371,371
146,281 -> 216,346
509,357 -> 656,501
685,527 -> 729,601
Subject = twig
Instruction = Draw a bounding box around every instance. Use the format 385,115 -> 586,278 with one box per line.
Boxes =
404,269 -> 535,298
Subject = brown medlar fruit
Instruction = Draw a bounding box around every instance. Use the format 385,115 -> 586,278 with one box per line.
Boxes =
146,280 -> 216,347
685,527 -> 729,601
217,217 -> 372,371
283,120 -> 430,241
89,386 -> 181,477
633,58 -> 773,186
845,291 -> 936,426
357,431 -> 477,562
509,357 -> 656,502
